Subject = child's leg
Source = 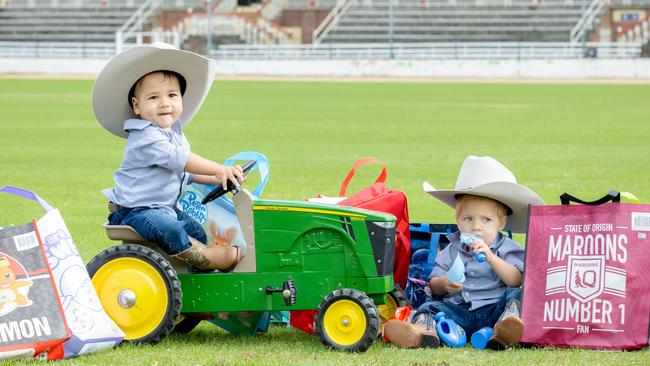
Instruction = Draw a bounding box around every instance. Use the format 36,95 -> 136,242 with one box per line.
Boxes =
488,288 -> 522,326
415,300 -> 480,335
487,288 -> 524,350
112,207 -> 240,272
122,208 -> 192,254
176,209 -> 207,244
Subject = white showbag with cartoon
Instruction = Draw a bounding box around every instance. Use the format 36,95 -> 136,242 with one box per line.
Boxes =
1,186 -> 124,358
38,209 -> 125,357
521,191 -> 650,350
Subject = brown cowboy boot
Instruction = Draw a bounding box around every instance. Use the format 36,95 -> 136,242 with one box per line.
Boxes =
171,237 -> 240,272
382,312 -> 440,348
487,299 -> 524,350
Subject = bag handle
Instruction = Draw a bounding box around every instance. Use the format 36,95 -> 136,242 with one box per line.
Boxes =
0,185 -> 53,212
339,157 -> 387,196
224,151 -> 270,197
560,190 -> 621,206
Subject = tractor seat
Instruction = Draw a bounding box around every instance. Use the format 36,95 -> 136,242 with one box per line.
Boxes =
103,223 -> 153,245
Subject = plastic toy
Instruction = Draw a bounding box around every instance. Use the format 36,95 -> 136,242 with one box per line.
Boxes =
446,254 -> 465,283
470,326 -> 494,349
434,312 -> 467,347
460,233 -> 486,262
87,160 -> 407,352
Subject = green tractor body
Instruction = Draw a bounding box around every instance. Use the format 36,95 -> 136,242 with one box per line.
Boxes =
88,189 -> 405,352
179,198 -> 396,312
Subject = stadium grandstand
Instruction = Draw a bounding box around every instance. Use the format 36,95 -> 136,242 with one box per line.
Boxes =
0,0 -> 649,62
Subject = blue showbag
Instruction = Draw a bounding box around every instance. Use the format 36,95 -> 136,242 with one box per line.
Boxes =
405,223 -> 456,308
179,152 -> 269,256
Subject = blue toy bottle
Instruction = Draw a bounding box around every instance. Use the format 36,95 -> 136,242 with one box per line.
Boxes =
460,233 -> 486,263
471,327 -> 494,349
434,312 -> 467,348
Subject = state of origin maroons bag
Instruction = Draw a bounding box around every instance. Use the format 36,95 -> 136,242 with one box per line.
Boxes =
521,190 -> 650,350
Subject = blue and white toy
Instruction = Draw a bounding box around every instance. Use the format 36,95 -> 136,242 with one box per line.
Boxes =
460,233 -> 486,263
434,312 -> 467,348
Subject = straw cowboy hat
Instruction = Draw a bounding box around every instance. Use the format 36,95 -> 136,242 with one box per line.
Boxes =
423,156 -> 544,233
92,42 -> 216,138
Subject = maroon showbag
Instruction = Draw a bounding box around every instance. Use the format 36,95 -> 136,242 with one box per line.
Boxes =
521,191 -> 650,350
338,157 -> 410,289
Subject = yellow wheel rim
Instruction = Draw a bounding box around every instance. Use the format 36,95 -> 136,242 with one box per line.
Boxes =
323,299 -> 367,347
92,257 -> 169,340
377,294 -> 398,324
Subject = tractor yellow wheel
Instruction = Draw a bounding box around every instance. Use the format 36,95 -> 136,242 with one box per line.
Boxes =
378,285 -> 410,326
322,299 -> 366,346
378,293 -> 398,323
87,244 -> 182,343
315,289 -> 379,352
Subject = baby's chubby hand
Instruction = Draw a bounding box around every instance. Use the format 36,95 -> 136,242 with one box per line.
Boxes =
444,277 -> 464,293
471,238 -> 495,263
215,165 -> 245,190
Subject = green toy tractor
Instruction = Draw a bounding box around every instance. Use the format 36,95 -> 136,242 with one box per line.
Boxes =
87,161 -> 407,352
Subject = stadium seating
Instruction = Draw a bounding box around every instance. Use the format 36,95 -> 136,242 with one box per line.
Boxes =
0,5 -> 139,43
321,5 -> 585,43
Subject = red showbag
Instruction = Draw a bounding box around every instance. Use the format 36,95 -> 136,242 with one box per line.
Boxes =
338,158 -> 411,289
521,191 -> 650,350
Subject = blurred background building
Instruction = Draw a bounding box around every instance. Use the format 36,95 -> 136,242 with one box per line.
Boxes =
1,0 -> 649,75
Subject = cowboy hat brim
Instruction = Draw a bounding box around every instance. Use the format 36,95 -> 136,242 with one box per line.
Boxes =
423,181 -> 544,233
92,43 -> 215,138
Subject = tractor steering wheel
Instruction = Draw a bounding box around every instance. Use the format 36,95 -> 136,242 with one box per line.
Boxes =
201,160 -> 256,205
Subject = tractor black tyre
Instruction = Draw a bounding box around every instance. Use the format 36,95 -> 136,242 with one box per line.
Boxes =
315,288 -> 380,352
87,244 -> 182,344
389,284 -> 410,307
173,316 -> 202,334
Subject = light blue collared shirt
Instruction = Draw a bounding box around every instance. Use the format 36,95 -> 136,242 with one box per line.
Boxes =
429,231 -> 525,310
103,119 -> 192,215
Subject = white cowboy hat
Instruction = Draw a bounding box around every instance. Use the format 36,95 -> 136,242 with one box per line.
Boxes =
92,42 -> 216,138
423,156 -> 544,233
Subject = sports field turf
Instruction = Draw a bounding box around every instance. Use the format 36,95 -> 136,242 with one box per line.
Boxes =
1,78 -> 649,365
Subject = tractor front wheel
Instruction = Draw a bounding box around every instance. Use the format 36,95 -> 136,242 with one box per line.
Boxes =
87,244 -> 182,344
315,289 -> 379,352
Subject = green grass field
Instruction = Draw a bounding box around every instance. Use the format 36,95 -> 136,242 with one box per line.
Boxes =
1,78 -> 649,365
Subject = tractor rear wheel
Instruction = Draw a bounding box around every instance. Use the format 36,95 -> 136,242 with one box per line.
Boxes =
315,289 -> 379,352
87,244 -> 182,343
378,285 -> 410,325
173,315 -> 203,334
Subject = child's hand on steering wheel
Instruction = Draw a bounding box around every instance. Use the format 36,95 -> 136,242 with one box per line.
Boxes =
215,165 -> 244,190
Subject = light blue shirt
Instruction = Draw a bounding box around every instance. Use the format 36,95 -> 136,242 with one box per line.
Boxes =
429,231 -> 525,310
103,119 -> 192,215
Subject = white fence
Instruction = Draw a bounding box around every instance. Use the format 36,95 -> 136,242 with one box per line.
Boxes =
210,42 -> 642,60
0,41 -> 641,59
0,41 -> 115,58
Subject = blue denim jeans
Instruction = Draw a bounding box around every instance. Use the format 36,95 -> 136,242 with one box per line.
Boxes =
413,288 -> 521,336
108,206 -> 207,255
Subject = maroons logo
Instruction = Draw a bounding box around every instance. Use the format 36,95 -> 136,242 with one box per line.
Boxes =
565,255 -> 605,303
